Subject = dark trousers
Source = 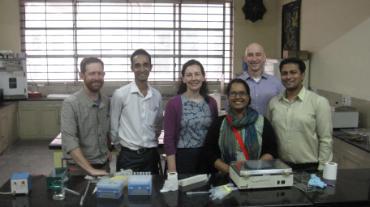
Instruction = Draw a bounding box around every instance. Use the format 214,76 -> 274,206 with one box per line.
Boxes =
175,148 -> 205,174
67,161 -> 109,176
116,146 -> 160,174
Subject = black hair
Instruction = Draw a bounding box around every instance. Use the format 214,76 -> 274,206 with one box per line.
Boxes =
226,78 -> 251,106
177,59 -> 209,103
80,57 -> 104,74
279,57 -> 306,73
130,49 -> 152,67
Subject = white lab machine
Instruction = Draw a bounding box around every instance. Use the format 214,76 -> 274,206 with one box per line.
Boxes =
229,159 -> 293,190
11,172 -> 31,194
0,51 -> 28,100
332,106 -> 359,128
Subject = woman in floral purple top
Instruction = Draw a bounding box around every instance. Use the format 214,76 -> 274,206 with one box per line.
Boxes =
163,59 -> 218,174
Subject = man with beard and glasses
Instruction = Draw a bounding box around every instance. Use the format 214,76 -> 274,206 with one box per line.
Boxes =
238,43 -> 283,115
111,49 -> 163,174
61,57 -> 110,176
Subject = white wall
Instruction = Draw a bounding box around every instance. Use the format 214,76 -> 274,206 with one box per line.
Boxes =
0,0 -> 21,52
300,0 -> 370,101
310,18 -> 370,100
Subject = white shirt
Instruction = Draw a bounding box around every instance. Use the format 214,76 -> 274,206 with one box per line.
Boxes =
110,82 -> 163,150
252,76 -> 261,82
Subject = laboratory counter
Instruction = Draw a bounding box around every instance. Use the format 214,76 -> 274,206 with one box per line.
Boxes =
49,131 -> 164,151
333,130 -> 370,153
48,132 -> 165,168
1,168 -> 370,207
0,101 -> 17,109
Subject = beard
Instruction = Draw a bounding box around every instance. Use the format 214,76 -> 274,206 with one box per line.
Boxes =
85,80 -> 104,93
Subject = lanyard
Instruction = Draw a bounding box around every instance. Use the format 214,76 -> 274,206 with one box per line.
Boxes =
226,115 -> 249,160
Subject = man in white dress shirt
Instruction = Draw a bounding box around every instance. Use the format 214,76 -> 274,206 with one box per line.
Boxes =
110,49 -> 163,174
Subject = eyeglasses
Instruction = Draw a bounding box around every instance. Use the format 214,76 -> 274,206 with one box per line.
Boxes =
229,92 -> 248,98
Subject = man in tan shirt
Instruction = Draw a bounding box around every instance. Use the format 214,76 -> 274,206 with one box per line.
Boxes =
61,57 -> 110,176
267,57 -> 332,171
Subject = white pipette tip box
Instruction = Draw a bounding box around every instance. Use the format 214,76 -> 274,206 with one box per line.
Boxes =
128,175 -> 152,196
96,177 -> 125,199
178,174 -> 209,187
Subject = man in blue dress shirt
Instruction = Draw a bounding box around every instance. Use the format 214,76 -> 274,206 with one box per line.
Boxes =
238,42 -> 283,115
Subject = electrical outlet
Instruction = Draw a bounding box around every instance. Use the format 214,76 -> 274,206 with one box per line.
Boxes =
341,95 -> 352,106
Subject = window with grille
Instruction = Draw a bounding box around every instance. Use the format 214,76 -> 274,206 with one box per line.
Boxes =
20,0 -> 233,82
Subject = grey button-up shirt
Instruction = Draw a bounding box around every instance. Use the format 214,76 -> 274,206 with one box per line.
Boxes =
61,88 -> 110,164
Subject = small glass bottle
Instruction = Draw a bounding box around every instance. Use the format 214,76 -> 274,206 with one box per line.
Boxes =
52,179 -> 65,200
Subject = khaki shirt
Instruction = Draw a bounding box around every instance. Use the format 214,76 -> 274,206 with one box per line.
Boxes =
61,88 -> 110,164
267,87 -> 332,169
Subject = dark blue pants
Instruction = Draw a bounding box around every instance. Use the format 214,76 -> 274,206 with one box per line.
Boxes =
175,147 -> 206,174
116,146 -> 160,174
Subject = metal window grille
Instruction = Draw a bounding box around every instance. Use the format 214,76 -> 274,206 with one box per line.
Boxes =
20,0 -> 233,82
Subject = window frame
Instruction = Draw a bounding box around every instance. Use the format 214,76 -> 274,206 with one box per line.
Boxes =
20,0 -> 233,83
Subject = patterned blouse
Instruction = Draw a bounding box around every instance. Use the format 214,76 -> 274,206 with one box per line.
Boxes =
177,95 -> 213,148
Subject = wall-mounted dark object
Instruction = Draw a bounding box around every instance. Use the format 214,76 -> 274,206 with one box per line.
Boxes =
242,0 -> 266,22
281,0 -> 301,57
